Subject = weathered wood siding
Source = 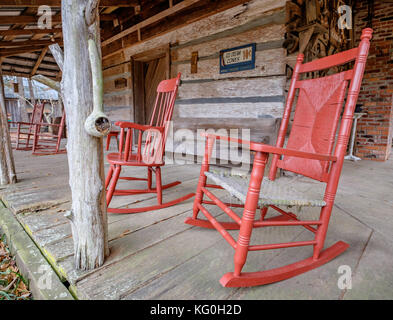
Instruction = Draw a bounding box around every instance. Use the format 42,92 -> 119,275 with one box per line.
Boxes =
5,99 -> 19,127
102,0 -> 288,160
103,52 -> 133,123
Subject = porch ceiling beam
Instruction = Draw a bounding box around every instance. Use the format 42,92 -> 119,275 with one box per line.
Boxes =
0,0 -> 138,7
0,70 -> 56,79
0,46 -> 45,57
0,40 -> 61,48
102,0 -> 204,46
3,56 -> 58,70
0,28 -> 62,37
0,14 -> 116,25
0,15 -> 62,24
1,63 -> 57,77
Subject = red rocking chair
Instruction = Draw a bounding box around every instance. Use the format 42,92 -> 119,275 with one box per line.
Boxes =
10,103 -> 44,151
32,109 -> 66,156
105,73 -> 195,214
185,28 -> 373,287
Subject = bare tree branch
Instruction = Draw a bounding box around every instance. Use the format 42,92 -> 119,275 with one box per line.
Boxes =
85,0 -> 100,26
31,74 -> 61,92
49,43 -> 64,72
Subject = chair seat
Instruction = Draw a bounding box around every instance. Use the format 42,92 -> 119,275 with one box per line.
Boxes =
107,152 -> 164,166
205,170 -> 326,208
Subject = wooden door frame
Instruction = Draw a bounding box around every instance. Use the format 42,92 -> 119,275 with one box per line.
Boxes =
131,44 -> 171,126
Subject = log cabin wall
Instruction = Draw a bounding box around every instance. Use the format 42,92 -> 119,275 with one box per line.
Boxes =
102,53 -> 133,124
101,0 -> 289,162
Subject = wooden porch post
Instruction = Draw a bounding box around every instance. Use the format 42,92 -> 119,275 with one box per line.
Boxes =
60,0 -> 109,270
17,77 -> 29,123
0,70 -> 17,185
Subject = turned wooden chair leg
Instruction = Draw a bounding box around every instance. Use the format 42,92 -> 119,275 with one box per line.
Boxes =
16,126 -> 21,149
156,167 -> 162,205
26,133 -> 31,149
147,167 -> 152,190
192,137 -> 215,219
313,203 -> 334,260
234,151 -> 267,276
105,134 -> 111,151
105,165 -> 114,189
106,165 -> 121,206
192,172 -> 207,219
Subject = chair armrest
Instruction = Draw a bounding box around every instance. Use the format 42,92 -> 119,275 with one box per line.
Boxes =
202,133 -> 337,162
12,121 -> 33,126
115,121 -> 164,133
34,122 -> 61,127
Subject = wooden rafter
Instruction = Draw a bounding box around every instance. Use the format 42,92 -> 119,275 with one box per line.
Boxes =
4,56 -> 58,70
0,0 -> 138,7
0,46 -> 45,57
0,13 -> 118,25
0,40 -> 60,48
0,15 -> 62,24
2,7 -> 37,42
0,28 -> 62,37
1,63 -> 57,78
30,46 -> 49,76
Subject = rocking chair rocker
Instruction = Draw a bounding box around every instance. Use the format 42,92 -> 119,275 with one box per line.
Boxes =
105,73 -> 195,214
185,28 -> 373,287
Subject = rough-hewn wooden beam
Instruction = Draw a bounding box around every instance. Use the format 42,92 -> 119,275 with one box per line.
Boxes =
49,43 -> 64,72
102,0 -> 203,46
0,15 -> 62,24
31,46 -> 49,76
0,70 -> 31,78
0,14 -> 116,25
2,63 -> 58,77
0,28 -> 62,37
31,74 -> 60,92
0,40 -> 59,48
3,56 -> 58,70
0,0 -> 137,7
102,0 -> 252,58
0,46 -> 45,57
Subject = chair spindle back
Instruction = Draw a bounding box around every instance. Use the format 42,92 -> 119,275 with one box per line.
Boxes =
269,28 -> 373,183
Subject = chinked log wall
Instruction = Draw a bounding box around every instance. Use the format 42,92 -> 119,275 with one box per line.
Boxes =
102,55 -> 133,124
102,0 -> 288,162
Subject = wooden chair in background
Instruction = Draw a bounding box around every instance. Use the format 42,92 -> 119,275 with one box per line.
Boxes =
185,28 -> 373,287
32,108 -> 66,155
10,103 -> 44,151
105,73 -> 195,214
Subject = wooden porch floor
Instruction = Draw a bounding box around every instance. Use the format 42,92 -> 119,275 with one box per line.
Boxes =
1,149 -> 392,299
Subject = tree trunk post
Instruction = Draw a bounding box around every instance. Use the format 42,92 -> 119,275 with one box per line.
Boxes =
28,79 -> 36,106
17,77 -> 29,123
0,72 -> 17,185
61,0 -> 109,270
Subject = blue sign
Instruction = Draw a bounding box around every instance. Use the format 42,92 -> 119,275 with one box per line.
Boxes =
219,43 -> 256,74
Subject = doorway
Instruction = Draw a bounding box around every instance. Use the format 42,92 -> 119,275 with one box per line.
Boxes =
132,45 -> 170,126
